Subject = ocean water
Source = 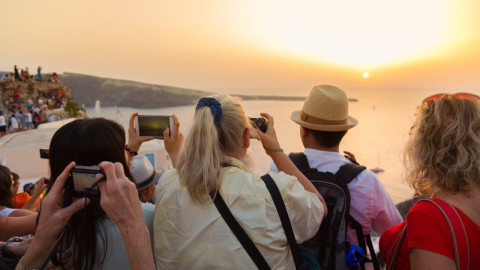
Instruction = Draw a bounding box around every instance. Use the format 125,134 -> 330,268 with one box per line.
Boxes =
86,88 -> 439,204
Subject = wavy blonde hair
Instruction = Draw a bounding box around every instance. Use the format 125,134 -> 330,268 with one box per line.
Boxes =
177,94 -> 250,204
404,95 -> 480,196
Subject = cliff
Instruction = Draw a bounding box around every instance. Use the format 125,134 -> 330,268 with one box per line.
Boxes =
0,81 -> 73,113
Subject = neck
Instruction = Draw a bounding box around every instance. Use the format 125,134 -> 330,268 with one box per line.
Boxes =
304,142 -> 340,153
433,185 -> 480,226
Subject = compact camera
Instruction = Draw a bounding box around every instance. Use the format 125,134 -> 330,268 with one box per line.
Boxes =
70,165 -> 105,197
249,117 -> 268,133
134,115 -> 173,140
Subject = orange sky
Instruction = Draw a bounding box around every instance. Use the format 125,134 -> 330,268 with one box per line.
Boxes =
1,0 -> 479,96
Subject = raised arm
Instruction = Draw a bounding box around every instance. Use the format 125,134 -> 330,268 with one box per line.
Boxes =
98,161 -> 155,270
256,113 -> 327,217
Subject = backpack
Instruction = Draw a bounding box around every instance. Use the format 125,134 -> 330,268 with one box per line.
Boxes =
289,152 -> 380,270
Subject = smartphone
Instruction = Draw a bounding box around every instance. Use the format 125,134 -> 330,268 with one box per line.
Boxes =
134,115 -> 173,139
39,149 -> 50,159
249,117 -> 268,133
70,165 -> 105,197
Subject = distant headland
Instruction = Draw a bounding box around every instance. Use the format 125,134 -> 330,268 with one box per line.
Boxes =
57,72 -> 307,108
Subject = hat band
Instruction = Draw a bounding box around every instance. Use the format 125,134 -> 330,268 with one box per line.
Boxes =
136,171 -> 157,189
300,111 -> 348,126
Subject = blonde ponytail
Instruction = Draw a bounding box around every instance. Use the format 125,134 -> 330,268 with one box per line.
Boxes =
177,95 -> 250,204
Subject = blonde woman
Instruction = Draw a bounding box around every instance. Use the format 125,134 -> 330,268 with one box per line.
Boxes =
154,95 -> 326,269
380,93 -> 480,270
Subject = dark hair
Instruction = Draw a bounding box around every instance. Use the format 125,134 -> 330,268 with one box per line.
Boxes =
0,165 -> 14,208
47,118 -> 132,270
11,172 -> 19,183
309,129 -> 347,148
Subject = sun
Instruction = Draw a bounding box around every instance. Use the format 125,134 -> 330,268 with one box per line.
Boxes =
363,72 -> 370,78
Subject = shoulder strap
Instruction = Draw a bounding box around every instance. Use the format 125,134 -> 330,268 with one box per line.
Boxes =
261,174 -> 304,269
209,192 -> 271,270
423,199 -> 470,270
288,152 -> 311,172
335,163 -> 366,185
386,221 -> 408,270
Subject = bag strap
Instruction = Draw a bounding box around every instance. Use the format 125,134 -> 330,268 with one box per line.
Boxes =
335,163 -> 366,185
386,199 -> 470,270
288,152 -> 311,172
425,199 -> 470,270
209,192 -> 271,270
386,222 -> 407,270
261,174 -> 305,269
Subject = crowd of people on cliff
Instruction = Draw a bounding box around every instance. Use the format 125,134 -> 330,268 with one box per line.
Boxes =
0,85 -> 479,270
0,66 -> 68,137
1,65 -> 58,83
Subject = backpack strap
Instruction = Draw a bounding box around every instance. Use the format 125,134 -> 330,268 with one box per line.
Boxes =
288,152 -> 311,172
209,191 -> 271,270
261,174 -> 305,270
335,163 -> 366,185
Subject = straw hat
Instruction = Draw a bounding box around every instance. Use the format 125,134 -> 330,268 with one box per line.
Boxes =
130,156 -> 162,190
291,85 -> 358,131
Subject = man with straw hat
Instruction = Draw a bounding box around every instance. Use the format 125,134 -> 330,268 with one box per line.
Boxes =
269,85 -> 402,269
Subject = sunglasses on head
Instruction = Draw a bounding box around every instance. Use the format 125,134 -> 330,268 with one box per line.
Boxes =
423,92 -> 480,104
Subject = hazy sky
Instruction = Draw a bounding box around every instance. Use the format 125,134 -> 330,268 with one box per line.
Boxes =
2,0 -> 480,96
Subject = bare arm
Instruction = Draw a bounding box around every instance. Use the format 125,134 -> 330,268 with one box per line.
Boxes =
410,248 -> 456,270
257,113 -> 327,217
0,215 -> 37,241
98,162 -> 155,270
21,178 -> 46,210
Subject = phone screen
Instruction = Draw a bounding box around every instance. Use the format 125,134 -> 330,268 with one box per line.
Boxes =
135,115 -> 172,139
72,171 -> 98,195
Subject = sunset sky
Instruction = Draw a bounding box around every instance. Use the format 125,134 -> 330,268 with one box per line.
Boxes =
1,0 -> 479,96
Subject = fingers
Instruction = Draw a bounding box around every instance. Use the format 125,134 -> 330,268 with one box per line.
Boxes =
172,114 -> 180,134
129,113 -> 138,132
98,162 -> 117,188
50,162 -> 75,194
260,113 -> 274,126
163,128 -> 170,141
61,196 -> 89,220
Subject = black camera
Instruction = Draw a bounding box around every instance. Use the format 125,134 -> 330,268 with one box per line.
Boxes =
249,117 -> 268,133
70,165 -> 105,197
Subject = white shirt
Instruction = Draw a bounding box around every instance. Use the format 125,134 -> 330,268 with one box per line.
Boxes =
0,115 -> 5,126
269,149 -> 403,245
154,156 -> 324,270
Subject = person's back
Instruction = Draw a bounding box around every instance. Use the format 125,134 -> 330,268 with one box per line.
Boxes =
270,85 -> 402,268
154,95 -> 325,269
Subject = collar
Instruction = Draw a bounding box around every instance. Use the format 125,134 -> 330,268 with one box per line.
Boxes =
304,148 -> 348,161
223,156 -> 249,173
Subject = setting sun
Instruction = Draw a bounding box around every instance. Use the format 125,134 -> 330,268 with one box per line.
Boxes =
363,72 -> 370,78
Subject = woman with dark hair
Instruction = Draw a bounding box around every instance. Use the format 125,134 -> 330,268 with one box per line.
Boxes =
46,118 -> 154,270
380,93 -> 480,269
0,165 -> 37,217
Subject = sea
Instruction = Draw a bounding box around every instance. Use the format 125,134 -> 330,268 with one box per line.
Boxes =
86,87 -> 444,204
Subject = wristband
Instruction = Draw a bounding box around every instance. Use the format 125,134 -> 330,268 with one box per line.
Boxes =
15,258 -> 40,270
124,145 -> 138,157
264,147 -> 283,152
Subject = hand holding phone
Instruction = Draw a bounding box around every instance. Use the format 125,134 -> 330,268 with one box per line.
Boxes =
134,115 -> 173,140
250,117 -> 268,133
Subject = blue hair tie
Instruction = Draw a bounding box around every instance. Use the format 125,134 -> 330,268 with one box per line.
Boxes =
195,97 -> 223,126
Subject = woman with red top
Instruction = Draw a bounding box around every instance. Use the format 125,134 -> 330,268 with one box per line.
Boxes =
380,93 -> 480,270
